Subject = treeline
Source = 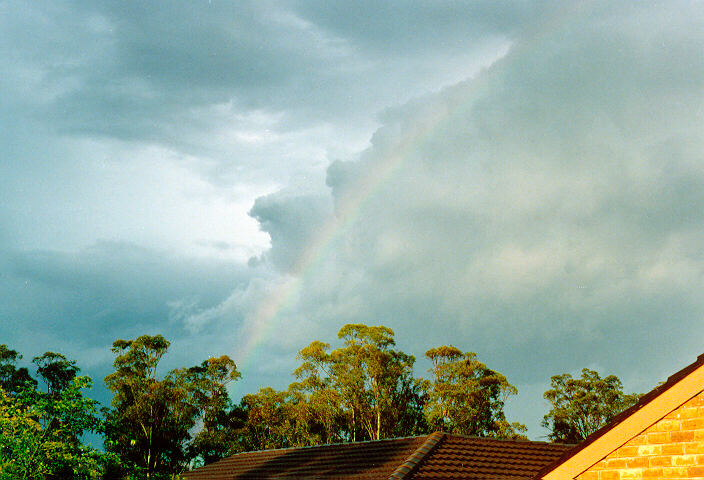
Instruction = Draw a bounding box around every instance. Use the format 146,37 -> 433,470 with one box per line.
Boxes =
0,324 -> 640,479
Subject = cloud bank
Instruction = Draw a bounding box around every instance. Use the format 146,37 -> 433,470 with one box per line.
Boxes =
3,1 -> 704,437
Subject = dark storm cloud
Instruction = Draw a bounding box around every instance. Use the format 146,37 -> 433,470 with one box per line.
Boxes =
293,0 -> 559,52
1,241 -> 250,354
248,1 -> 704,433
4,0 -> 704,439
249,191 -> 333,272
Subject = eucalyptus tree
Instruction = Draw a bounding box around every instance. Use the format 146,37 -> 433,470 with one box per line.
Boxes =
33,351 -> 79,396
104,335 -> 242,476
423,345 -> 526,438
294,324 -> 423,442
542,368 -> 641,443
0,344 -> 36,395
184,355 -> 242,465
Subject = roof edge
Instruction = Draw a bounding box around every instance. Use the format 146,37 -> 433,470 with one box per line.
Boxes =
388,431 -> 444,480
536,353 -> 704,480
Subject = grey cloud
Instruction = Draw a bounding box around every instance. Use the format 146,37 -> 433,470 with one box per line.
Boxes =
255,1 -> 704,434
0,240 -> 265,430
1,0 -> 512,158
2,241 -> 250,348
249,191 -> 333,272
4,0 -> 704,439
292,0 -> 558,54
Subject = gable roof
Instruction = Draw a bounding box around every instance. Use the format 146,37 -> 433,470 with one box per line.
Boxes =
182,432 -> 572,480
537,353 -> 704,480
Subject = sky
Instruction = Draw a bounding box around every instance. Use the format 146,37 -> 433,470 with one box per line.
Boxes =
2,0 -> 704,439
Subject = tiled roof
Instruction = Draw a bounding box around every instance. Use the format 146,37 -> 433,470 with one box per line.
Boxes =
409,434 -> 573,480
535,352 -> 704,479
182,433 -> 573,480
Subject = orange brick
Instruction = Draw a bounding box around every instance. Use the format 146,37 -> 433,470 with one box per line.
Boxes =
627,457 -> 649,468
600,471 -> 620,480
607,459 -> 628,469
677,406 -> 702,418
649,456 -> 672,467
579,471 -> 599,480
687,465 -> 704,476
653,419 -> 682,432
662,443 -> 685,455
641,467 -> 663,478
618,469 -> 642,479
638,445 -> 661,455
684,442 -> 704,454
683,418 -> 704,430
647,432 -> 670,444
672,431 -> 696,442
627,435 -> 647,446
662,466 -> 688,477
673,454 -> 698,466
615,446 -> 640,457
643,423 -> 659,434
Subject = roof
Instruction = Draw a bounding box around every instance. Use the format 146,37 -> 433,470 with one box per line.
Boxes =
182,432 -> 572,480
537,353 -> 704,480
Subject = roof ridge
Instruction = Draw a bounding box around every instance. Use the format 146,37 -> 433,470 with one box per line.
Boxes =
441,432 -> 575,446
223,433 -> 431,457
388,431 -> 444,480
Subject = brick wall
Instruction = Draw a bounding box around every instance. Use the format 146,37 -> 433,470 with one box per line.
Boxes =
577,392 -> 704,480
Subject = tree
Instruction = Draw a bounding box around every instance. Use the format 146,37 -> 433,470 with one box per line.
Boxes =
104,334 -> 195,477
291,340 -> 345,445
0,344 -> 36,395
334,324 -> 419,441
423,346 -> 526,438
0,376 -> 103,480
542,368 -> 641,443
291,324 -> 424,443
184,356 -> 242,466
33,352 -> 79,396
238,387 -> 296,451
104,335 -> 242,476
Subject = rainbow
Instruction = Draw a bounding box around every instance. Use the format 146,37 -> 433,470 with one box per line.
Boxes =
234,84 -> 480,372
233,1 -> 591,372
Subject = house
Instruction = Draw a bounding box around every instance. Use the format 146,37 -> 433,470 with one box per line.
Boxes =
538,353 -> 704,480
184,353 -> 704,479
181,432 -> 572,479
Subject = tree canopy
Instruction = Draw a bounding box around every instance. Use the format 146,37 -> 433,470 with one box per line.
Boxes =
1,327 -> 646,479
0,348 -> 102,480
103,335 -> 241,477
542,368 -> 641,443
423,345 -> 526,438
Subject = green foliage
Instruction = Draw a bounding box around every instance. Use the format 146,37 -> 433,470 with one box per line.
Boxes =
542,368 -> 641,443
237,387 -> 297,451
232,324 -> 525,451
0,344 -> 36,395
33,352 -> 79,396
104,335 -> 241,476
422,346 -> 526,438
296,324 -> 423,442
0,376 -> 103,480
0,327 -> 538,477
184,356 -> 242,465
334,324 -> 419,440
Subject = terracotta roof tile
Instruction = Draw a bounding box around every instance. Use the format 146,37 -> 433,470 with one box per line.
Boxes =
182,433 -> 572,480
408,434 -> 572,480
182,435 -> 427,479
